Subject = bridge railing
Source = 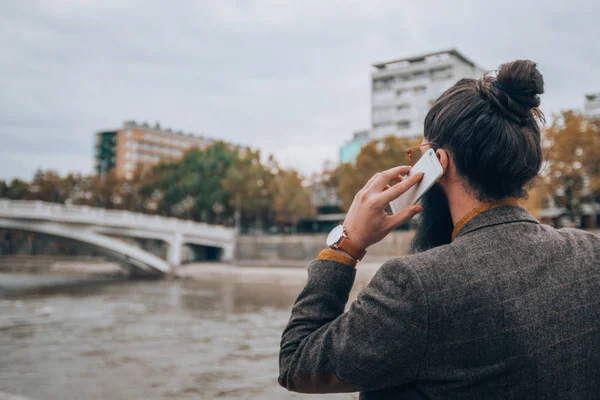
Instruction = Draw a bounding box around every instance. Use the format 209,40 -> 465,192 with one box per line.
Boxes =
0,200 -> 235,241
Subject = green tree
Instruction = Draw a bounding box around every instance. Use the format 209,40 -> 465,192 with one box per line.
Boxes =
0,180 -> 8,198
6,179 -> 29,200
221,149 -> 275,228
141,141 -> 237,222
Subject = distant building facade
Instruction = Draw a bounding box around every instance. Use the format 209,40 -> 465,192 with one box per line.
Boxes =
370,49 -> 486,139
584,93 -> 600,120
304,179 -> 344,233
340,130 -> 371,164
95,121 -> 217,179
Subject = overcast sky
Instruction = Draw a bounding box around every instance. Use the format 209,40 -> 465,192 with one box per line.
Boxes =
1,0 -> 599,181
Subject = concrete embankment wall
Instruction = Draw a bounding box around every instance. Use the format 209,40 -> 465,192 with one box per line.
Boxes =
235,228 -> 600,263
235,230 -> 416,262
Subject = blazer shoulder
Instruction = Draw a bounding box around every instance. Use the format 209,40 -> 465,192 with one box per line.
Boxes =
557,226 -> 600,242
556,227 -> 600,258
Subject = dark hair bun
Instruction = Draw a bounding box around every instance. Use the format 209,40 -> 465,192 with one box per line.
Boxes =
496,60 -> 544,110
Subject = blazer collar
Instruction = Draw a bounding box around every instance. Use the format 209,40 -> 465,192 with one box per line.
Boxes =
453,205 -> 539,241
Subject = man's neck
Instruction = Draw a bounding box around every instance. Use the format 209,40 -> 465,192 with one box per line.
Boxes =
445,184 -> 485,226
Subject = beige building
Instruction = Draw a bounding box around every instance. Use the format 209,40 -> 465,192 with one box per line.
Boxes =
95,121 -> 218,179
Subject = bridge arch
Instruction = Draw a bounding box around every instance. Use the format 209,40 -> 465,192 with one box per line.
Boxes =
0,219 -> 170,276
0,200 -> 237,275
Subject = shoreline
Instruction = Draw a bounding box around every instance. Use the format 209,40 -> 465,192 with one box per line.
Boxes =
0,257 -> 384,299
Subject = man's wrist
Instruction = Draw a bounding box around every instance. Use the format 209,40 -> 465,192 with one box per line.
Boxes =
325,224 -> 367,261
342,223 -> 368,254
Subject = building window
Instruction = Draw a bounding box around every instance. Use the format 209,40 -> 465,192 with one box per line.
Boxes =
373,78 -> 394,91
431,66 -> 453,81
397,121 -> 411,129
126,129 -> 132,137
373,107 -> 394,124
397,89 -> 414,99
414,86 -> 427,95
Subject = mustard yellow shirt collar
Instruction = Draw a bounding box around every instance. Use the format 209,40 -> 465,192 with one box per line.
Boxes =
451,199 -> 520,241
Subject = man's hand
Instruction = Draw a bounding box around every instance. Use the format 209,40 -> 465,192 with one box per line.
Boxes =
343,166 -> 424,252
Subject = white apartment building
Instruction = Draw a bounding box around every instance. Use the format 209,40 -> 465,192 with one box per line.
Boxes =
371,49 -> 486,139
584,93 -> 600,120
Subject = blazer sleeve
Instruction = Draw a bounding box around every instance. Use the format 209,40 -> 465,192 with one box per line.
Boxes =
278,258 -> 428,393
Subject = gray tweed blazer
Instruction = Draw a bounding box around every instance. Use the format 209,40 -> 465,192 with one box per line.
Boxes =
279,206 -> 600,399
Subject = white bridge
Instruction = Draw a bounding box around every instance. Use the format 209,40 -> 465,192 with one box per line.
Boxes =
0,200 -> 236,276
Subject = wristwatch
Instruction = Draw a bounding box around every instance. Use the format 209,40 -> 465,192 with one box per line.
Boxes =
326,225 -> 367,261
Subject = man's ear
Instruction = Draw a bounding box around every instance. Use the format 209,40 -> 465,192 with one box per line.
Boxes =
435,148 -> 450,175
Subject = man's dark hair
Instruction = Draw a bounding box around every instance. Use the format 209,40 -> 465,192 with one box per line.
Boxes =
424,60 -> 545,200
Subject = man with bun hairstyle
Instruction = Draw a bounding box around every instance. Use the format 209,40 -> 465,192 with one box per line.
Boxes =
279,60 -> 600,399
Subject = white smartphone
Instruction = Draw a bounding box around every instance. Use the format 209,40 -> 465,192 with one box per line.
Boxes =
389,148 -> 444,215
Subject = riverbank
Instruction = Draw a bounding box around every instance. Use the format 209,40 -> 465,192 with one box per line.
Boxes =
0,258 -> 384,303
0,255 -> 388,281
175,262 -> 382,300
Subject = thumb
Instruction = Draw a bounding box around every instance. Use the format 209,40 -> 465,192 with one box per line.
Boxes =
387,204 -> 423,230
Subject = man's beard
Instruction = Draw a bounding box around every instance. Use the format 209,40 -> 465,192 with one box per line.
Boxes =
410,183 -> 454,253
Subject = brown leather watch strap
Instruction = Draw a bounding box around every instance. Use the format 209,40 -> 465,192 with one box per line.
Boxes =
337,236 -> 366,261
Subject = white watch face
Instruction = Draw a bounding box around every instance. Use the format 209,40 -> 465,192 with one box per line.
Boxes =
326,225 -> 344,247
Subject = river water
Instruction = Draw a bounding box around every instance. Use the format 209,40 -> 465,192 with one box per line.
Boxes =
0,269 -> 361,400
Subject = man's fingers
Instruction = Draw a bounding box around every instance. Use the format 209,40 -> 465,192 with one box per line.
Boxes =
379,172 -> 424,204
387,204 -> 423,230
369,166 -> 412,192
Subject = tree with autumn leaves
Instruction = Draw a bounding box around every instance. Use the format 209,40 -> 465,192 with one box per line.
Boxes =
538,111 -> 600,221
